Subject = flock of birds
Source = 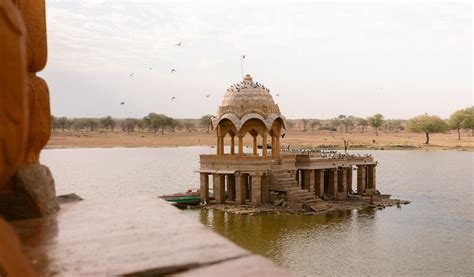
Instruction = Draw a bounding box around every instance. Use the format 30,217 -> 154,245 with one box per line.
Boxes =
122,41 -> 283,106
121,40 -> 212,105
280,148 -> 373,160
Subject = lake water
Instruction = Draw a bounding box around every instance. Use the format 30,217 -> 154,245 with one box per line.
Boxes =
41,147 -> 473,276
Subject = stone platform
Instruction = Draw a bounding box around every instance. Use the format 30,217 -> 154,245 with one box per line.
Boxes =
11,197 -> 291,276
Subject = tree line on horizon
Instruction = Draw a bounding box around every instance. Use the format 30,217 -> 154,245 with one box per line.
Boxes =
51,106 -> 473,144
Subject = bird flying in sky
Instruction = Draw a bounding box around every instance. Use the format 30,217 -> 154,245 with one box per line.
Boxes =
120,102 -> 125,105
171,69 -> 176,74
175,41 -> 182,47
130,73 -> 134,77
205,94 -> 211,98
149,67 -> 152,70
171,97 -> 176,101
276,93 -> 280,97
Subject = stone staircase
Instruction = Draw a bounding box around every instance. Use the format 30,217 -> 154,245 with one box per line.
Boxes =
270,169 -> 328,212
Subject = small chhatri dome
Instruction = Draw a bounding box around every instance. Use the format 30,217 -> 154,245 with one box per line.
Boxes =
213,74 -> 286,133
219,74 -> 281,118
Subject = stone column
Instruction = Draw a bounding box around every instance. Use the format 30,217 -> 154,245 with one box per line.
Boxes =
367,165 -> 376,190
295,169 -> 300,186
250,173 -> 262,206
238,136 -> 244,156
304,170 -> 315,193
275,135 -> 280,157
357,166 -> 367,194
315,170 -> 325,198
262,134 -> 267,157
213,174 -> 226,204
252,136 -> 258,156
200,173 -> 209,204
235,173 -> 246,205
271,136 -> 276,157
261,174 -> 269,204
230,136 -> 235,155
337,168 -> 347,199
346,167 -> 353,193
227,175 -> 235,201
328,169 -> 338,197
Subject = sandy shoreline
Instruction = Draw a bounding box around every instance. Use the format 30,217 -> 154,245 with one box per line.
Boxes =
46,130 -> 474,151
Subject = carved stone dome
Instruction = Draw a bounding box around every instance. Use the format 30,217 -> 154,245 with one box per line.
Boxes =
213,74 -> 286,133
218,74 -> 281,118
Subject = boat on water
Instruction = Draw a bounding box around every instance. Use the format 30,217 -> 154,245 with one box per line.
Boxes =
159,189 -> 209,205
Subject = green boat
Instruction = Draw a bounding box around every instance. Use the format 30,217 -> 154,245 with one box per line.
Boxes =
160,189 -> 213,205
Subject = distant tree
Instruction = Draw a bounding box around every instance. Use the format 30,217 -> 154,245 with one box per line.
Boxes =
200,114 -> 213,134
384,119 -> 402,133
122,118 -> 137,133
368,113 -> 384,136
357,118 -> 368,133
301,119 -> 309,132
329,118 -> 341,132
181,119 -> 195,131
309,120 -> 321,131
57,116 -> 71,131
449,109 -> 467,140
462,107 -> 474,136
407,114 -> 448,144
84,118 -> 99,132
100,115 -> 116,132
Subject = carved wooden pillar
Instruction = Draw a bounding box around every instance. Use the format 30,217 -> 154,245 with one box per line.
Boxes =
262,133 -> 267,157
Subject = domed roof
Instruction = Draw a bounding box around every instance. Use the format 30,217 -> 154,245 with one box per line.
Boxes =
218,74 -> 281,118
213,74 -> 286,132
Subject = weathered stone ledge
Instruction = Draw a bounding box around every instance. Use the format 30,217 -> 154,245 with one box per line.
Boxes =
11,197 -> 292,276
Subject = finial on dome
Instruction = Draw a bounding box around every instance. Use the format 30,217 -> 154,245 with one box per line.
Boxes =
243,74 -> 252,81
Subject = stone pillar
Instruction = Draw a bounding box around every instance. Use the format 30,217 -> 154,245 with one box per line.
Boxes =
262,134 -> 267,157
261,174 -> 269,204
367,165 -> 376,190
230,136 -> 235,155
213,174 -> 225,204
328,169 -> 338,197
275,136 -> 280,157
357,166 -> 367,194
304,170 -> 315,193
271,136 -> 276,157
252,136 -> 258,156
315,170 -> 325,198
250,173 -> 262,206
200,173 -> 209,204
337,168 -> 347,199
295,169 -> 300,186
235,173 -> 246,205
227,174 -> 235,201
346,167 -> 353,193
238,136 -> 244,156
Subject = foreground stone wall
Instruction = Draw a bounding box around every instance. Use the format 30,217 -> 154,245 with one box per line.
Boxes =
0,0 -> 58,220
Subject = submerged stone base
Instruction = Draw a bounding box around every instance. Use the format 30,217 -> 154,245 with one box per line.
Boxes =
202,195 -> 411,215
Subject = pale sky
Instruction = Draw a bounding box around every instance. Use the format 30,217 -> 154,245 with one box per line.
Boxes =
41,0 -> 472,119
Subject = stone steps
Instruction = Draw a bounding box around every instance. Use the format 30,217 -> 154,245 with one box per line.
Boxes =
270,170 -> 328,212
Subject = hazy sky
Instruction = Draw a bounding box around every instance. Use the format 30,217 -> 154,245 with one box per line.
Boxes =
41,0 -> 472,119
